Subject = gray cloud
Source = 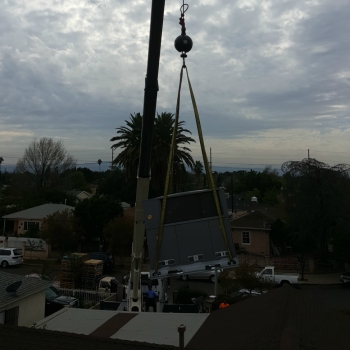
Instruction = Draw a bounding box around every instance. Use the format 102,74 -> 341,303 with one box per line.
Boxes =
0,0 -> 349,170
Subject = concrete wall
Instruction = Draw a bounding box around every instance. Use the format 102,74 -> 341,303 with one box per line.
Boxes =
22,242 -> 50,259
232,229 -> 270,256
0,237 -> 50,259
0,290 -> 46,327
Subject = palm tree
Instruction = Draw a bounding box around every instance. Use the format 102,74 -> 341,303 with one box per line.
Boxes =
110,113 -> 143,182
111,112 -> 195,195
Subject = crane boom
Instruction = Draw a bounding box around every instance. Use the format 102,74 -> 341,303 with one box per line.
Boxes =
129,0 -> 165,312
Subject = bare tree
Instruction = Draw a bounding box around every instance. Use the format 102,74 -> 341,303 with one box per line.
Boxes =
16,138 -> 76,189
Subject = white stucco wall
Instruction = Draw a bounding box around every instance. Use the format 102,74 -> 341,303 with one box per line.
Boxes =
0,289 -> 46,327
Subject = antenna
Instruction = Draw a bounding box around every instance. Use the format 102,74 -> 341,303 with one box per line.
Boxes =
6,281 -> 22,297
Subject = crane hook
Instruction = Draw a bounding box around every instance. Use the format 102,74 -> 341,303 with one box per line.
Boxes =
174,2 -> 193,63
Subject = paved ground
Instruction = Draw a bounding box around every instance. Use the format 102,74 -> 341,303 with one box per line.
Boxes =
4,260 -> 350,312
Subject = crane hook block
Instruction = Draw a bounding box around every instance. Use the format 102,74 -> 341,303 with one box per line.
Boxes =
174,34 -> 193,54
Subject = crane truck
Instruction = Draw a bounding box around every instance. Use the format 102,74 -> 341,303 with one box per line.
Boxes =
123,0 -> 237,312
127,0 -> 166,312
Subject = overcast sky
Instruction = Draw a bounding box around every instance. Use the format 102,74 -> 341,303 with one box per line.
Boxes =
1,0 -> 349,173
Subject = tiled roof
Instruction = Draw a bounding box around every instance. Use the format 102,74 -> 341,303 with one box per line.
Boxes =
231,210 -> 273,229
0,272 -> 51,309
2,204 -> 75,220
35,308 -> 208,347
0,324 -> 185,350
187,285 -> 350,350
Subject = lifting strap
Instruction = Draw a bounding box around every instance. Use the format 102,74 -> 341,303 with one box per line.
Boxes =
155,65 -> 233,274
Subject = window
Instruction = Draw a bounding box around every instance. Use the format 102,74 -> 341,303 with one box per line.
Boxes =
4,307 -> 19,326
0,250 -> 11,256
23,222 -> 39,231
242,231 -> 251,245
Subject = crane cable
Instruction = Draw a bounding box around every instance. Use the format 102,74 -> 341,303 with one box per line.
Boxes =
154,64 -> 233,274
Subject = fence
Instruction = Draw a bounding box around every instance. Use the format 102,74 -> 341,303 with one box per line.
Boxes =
238,255 -> 266,268
0,236 -> 50,259
57,288 -> 116,308
0,236 -> 47,250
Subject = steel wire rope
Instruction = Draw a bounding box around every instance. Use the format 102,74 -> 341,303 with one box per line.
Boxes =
154,65 -> 184,273
154,63 -> 235,274
184,65 -> 233,260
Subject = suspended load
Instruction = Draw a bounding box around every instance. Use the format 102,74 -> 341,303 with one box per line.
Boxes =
144,188 -> 238,278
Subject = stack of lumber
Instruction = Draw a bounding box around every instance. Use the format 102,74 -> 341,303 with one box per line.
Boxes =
60,253 -> 89,288
82,259 -> 104,290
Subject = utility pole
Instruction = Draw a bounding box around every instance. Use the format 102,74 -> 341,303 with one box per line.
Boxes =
111,148 -> 114,170
231,173 -> 234,216
210,148 -> 212,172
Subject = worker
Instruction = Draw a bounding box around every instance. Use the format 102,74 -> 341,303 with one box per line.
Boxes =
145,285 -> 158,312
219,299 -> 229,309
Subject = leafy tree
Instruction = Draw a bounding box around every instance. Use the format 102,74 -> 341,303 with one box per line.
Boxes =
74,195 -> 123,248
76,167 -> 98,184
282,158 -> 350,265
103,216 -> 133,265
263,186 -> 279,204
16,138 -> 76,189
111,112 -> 195,195
332,221 -> 350,265
244,188 -> 261,202
40,209 -> 80,259
97,168 -> 136,205
63,170 -> 90,192
270,218 -> 290,248
4,186 -> 76,211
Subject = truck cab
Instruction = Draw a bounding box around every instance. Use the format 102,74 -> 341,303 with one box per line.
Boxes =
257,266 -> 300,285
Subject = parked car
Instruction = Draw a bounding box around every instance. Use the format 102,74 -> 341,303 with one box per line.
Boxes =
0,248 -> 23,267
25,273 -> 60,288
26,274 -> 79,316
45,286 -> 79,316
340,272 -> 350,284
179,268 -> 222,283
88,252 -> 114,273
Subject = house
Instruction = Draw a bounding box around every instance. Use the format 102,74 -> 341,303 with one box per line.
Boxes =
4,285 -> 350,349
121,202 -> 131,210
226,194 -> 260,218
231,210 -> 273,256
2,203 -> 75,235
67,190 -> 93,202
0,272 -> 51,327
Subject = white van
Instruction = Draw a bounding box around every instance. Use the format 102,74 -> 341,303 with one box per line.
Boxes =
0,248 -> 23,267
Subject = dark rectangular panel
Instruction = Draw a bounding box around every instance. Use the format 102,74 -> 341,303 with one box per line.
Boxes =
143,188 -> 238,278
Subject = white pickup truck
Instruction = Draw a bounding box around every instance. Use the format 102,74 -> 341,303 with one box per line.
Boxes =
256,266 -> 300,285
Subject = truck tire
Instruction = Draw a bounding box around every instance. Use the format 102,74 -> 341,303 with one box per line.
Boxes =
280,280 -> 290,286
1,261 -> 9,268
